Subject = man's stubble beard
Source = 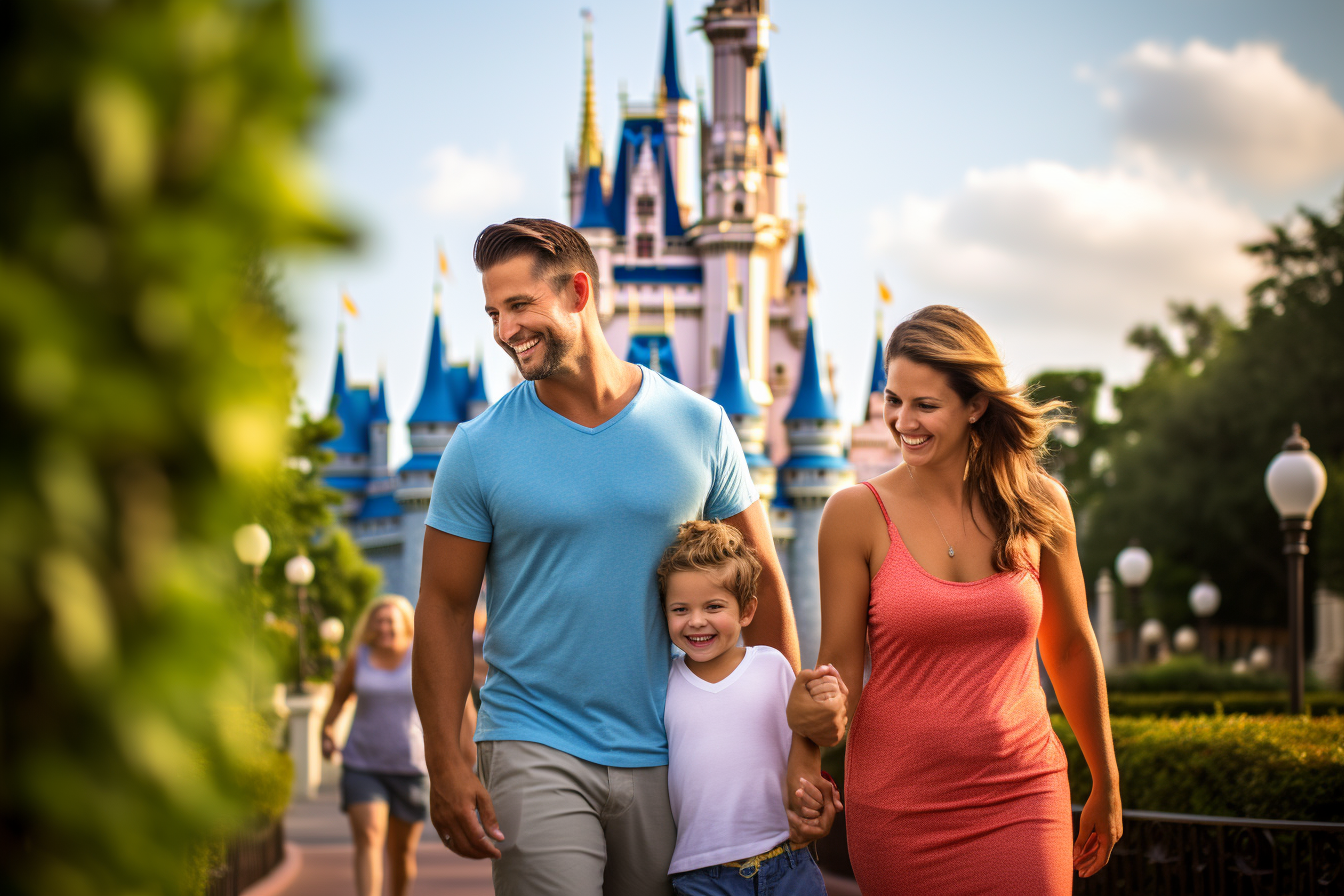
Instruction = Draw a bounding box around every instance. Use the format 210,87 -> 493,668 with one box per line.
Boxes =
515,331 -> 574,381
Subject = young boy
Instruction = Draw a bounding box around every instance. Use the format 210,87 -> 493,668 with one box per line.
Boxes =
657,520 -> 838,895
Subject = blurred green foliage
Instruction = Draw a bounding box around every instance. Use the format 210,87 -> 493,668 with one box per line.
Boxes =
1103,691 -> 1344,718
1104,655 -> 1324,694
1053,713 -> 1344,821
0,0 -> 352,892
246,409 -> 381,686
1033,191 -> 1344,632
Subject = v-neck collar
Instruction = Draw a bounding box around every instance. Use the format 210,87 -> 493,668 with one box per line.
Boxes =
675,646 -> 759,693
526,367 -> 648,435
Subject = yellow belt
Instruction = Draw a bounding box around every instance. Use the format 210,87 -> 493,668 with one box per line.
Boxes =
723,841 -> 810,877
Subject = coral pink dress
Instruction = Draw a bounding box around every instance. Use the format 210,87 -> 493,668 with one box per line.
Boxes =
845,482 -> 1073,895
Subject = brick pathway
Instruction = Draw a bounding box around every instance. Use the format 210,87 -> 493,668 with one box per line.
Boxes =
280,770 -> 493,896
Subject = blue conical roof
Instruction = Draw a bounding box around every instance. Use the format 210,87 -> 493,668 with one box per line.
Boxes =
329,344 -> 347,412
327,386 -> 372,454
468,361 -> 488,406
869,335 -> 886,396
447,364 -> 471,419
784,318 -> 837,422
711,313 -> 760,418
576,165 -> 613,229
759,60 -> 772,129
369,374 -> 390,424
787,229 -> 812,287
408,311 -> 460,424
660,0 -> 686,102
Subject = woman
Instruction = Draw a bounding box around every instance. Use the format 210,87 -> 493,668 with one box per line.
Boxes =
321,595 -> 477,896
788,306 -> 1122,894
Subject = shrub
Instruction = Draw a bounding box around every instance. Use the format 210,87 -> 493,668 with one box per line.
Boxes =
1053,713 -> 1344,822
1104,656 -> 1324,694
1104,691 -> 1344,717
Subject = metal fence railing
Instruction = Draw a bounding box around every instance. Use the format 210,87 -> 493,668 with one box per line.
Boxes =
204,818 -> 285,896
1072,806 -> 1344,895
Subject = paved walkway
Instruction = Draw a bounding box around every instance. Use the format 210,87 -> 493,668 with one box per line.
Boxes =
280,764 -> 493,896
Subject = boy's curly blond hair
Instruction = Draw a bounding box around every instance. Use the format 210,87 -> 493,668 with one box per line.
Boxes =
656,520 -> 761,610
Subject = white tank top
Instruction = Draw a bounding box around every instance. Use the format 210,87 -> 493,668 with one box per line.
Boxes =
664,646 -> 795,873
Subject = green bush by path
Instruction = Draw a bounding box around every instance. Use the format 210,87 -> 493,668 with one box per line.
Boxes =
1104,655 -> 1325,694
1104,690 -> 1344,717
0,1 -> 348,893
1052,713 -> 1344,822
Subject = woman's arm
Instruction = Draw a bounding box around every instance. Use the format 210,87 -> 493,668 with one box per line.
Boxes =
786,486 -> 874,746
321,651 -> 357,759
1036,477 -> 1122,878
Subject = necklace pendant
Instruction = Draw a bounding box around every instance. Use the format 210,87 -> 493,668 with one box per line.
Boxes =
948,548 -> 955,557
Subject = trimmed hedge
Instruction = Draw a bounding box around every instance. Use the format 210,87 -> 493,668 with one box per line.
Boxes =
822,713 -> 1344,824
1103,690 -> 1344,718
1104,656 -> 1325,694
1052,713 -> 1344,822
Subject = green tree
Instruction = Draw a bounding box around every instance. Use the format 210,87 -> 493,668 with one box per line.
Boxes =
1079,192 -> 1344,636
0,1 -> 349,893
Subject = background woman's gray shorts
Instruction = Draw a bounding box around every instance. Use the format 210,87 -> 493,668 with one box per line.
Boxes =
340,766 -> 429,823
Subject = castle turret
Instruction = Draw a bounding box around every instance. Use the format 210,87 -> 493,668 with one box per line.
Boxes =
368,368 -> 390,473
466,353 -> 489,420
323,336 -> 373,518
711,312 -> 775,503
569,18 -> 605,226
780,318 -> 855,665
575,163 -> 617,320
397,303 -> 460,603
785,217 -> 813,343
659,0 -> 695,228
850,326 -> 901,482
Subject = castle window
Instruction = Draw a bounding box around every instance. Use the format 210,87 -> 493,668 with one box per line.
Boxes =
733,200 -> 745,216
636,234 -> 655,258
636,195 -> 655,218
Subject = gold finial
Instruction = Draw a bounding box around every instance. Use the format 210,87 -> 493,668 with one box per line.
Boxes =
797,196 -> 806,231
618,80 -> 628,119
578,12 -> 603,170
433,281 -> 442,316
337,320 -> 345,349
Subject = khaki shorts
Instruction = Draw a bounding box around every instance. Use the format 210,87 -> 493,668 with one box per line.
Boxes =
477,740 -> 675,896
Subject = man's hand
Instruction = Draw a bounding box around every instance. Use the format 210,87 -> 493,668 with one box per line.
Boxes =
787,774 -> 841,845
787,665 -> 849,746
429,761 -> 505,860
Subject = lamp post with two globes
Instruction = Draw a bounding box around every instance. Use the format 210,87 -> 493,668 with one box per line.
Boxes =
1264,424 -> 1328,715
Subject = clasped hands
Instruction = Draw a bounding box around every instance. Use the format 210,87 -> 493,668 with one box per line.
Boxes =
785,664 -> 850,845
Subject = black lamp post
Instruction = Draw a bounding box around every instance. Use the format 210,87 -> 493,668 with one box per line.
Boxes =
285,553 -> 316,694
1264,424 -> 1327,715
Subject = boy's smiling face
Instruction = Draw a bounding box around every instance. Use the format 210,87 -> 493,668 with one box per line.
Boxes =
664,569 -> 756,665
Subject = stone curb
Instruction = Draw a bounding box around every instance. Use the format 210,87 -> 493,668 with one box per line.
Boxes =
238,842 -> 303,896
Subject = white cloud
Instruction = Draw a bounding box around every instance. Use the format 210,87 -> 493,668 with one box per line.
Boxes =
1115,40 -> 1344,191
419,145 -> 523,216
868,159 -> 1264,331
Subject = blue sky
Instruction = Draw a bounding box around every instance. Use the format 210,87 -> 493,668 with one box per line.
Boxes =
285,0 -> 1344,464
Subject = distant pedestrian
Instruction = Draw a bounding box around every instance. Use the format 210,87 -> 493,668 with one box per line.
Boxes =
322,595 -> 477,896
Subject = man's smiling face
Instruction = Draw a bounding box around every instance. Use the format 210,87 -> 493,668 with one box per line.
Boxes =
483,254 -> 582,381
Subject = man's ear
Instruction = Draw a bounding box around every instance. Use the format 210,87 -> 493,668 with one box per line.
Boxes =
570,270 -> 593,313
738,596 -> 759,627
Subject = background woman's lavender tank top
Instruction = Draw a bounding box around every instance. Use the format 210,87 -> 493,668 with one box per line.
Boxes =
340,644 -> 427,776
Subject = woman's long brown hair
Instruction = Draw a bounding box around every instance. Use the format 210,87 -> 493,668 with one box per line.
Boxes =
885,305 -> 1072,572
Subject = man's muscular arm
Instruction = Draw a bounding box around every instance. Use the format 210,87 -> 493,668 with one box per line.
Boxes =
413,527 -> 502,859
724,500 -> 801,671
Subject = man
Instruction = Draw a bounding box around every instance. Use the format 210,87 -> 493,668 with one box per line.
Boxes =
413,218 -> 828,896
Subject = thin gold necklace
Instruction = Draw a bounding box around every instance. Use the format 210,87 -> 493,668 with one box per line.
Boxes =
906,465 -> 956,558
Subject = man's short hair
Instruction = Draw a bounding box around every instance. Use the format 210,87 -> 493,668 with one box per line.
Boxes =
473,218 -> 600,299
656,520 -> 761,611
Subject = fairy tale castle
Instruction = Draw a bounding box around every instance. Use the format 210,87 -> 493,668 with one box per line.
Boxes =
320,0 -> 898,666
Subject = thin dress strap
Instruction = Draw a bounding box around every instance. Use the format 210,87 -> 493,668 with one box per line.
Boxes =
861,480 -> 893,527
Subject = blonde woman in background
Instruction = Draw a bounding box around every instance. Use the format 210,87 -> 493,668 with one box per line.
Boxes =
322,595 -> 477,896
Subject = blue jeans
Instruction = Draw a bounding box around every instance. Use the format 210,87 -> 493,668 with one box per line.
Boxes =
670,845 -> 827,896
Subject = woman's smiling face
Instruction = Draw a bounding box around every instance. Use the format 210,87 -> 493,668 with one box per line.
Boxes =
883,356 -> 980,468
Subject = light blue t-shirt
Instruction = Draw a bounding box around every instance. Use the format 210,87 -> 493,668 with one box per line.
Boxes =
426,368 -> 758,767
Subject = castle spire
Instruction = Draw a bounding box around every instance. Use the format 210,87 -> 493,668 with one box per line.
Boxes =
660,0 -> 686,102
785,318 -> 837,423
407,306 -> 459,426
369,367 -> 390,425
578,13 -> 603,171
711,313 -> 761,418
329,335 -> 348,408
576,164 -> 613,229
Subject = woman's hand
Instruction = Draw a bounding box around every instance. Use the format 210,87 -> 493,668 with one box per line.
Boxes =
1073,784 -> 1122,878
321,727 -> 338,761
787,665 -> 848,746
